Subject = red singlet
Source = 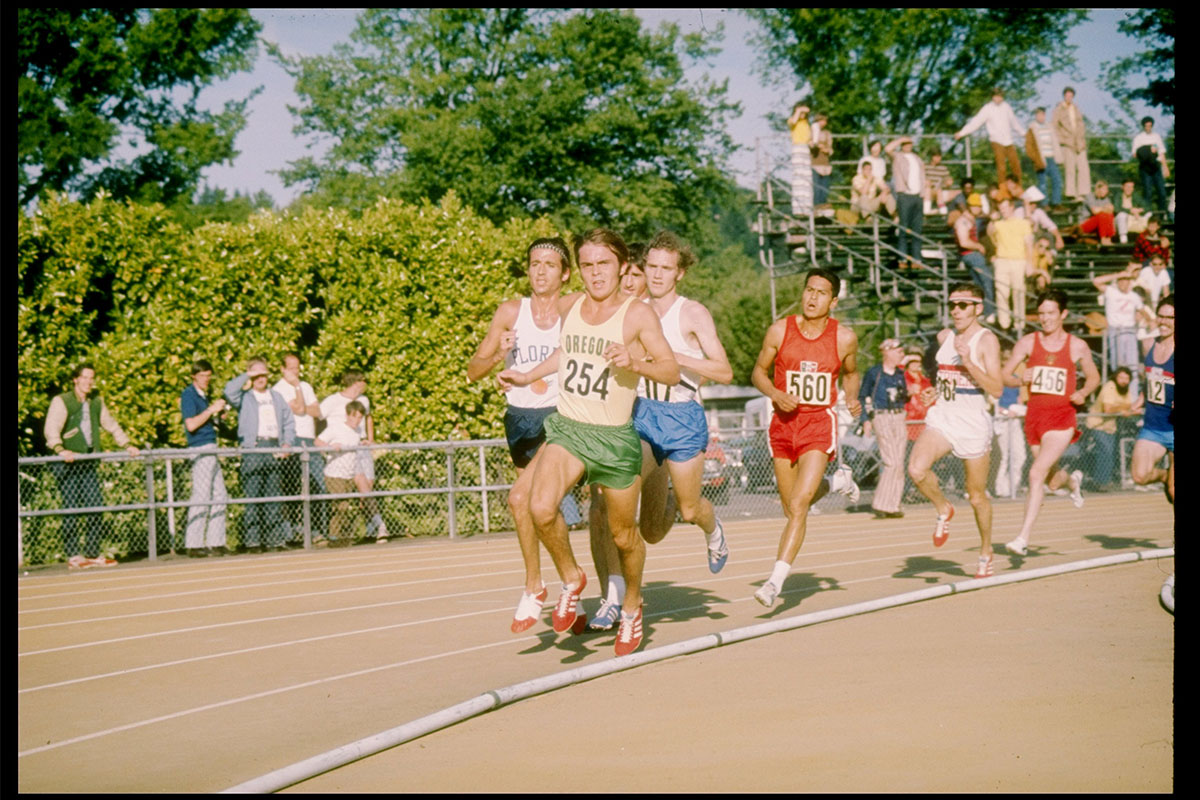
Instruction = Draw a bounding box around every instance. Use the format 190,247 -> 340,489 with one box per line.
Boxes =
1025,332 -> 1080,445
769,316 -> 841,462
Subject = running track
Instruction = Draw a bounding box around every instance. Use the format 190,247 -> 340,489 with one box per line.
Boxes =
18,492 -> 1174,792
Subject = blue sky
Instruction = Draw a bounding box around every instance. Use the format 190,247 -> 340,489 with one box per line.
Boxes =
199,8 -> 1170,205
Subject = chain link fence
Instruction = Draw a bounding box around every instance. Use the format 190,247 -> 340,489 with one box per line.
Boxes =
18,416 -> 1162,567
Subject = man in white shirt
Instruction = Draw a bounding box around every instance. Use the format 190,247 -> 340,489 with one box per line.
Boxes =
1136,255 -> 1172,308
316,401 -> 366,546
954,88 -> 1026,184
1092,266 -> 1154,396
320,370 -> 388,542
1132,116 -> 1171,217
274,352 -> 325,544
885,135 -> 926,269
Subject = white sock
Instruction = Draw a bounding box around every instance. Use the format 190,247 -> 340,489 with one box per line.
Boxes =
769,560 -> 791,589
606,575 -> 626,605
705,519 -> 725,547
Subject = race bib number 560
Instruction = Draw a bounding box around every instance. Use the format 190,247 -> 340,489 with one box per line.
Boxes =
786,370 -> 831,405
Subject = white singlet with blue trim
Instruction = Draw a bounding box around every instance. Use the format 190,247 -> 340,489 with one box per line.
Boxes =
641,295 -> 704,404
505,297 -> 559,410
924,328 -> 993,459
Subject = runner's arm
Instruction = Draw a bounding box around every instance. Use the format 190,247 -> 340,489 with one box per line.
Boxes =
1071,340 -> 1102,405
677,301 -> 734,384
838,325 -> 862,419
497,347 -> 560,391
466,300 -> 520,382
751,319 -> 798,413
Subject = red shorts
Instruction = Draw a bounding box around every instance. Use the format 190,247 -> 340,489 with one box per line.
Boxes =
769,408 -> 838,463
1024,403 -> 1080,446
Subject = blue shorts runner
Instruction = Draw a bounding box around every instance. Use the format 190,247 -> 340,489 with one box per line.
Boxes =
1136,426 -> 1174,453
544,412 -> 642,490
504,406 -> 555,468
632,397 -> 710,466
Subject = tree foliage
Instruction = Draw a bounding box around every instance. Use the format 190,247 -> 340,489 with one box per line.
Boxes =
1101,8 -> 1174,117
18,193 -> 553,456
745,9 -> 1088,134
274,8 -> 739,248
17,8 -> 262,208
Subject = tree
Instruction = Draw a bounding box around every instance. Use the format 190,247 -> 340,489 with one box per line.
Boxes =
17,9 -> 262,208
1101,9 -> 1174,117
274,8 -> 739,247
745,9 -> 1087,135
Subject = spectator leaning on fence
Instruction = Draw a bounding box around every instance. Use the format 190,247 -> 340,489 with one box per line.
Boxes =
181,359 -> 229,557
224,357 -> 295,553
315,400 -> 366,546
953,87 -> 1026,185
1084,367 -> 1143,491
274,352 -> 325,545
320,370 -> 388,542
44,363 -> 140,568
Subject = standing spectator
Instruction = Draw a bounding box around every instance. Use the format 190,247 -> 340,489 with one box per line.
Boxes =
1053,87 -> 1091,203
954,194 -> 996,322
1092,265 -> 1153,397
993,343 -> 1028,498
1030,238 -> 1056,293
1114,179 -> 1150,244
1026,107 -> 1064,208
180,359 -> 229,557
850,160 -> 896,219
1076,180 -> 1116,246
787,102 -> 813,217
923,146 -> 954,213
316,400 -> 367,546
1136,254 -> 1172,309
885,135 -> 925,269
811,112 -> 834,210
274,352 -> 326,545
1084,367 -> 1142,491
1132,116 -> 1171,218
224,358 -> 295,553
1132,215 -> 1171,266
858,140 -> 888,183
44,364 -> 140,568
320,370 -> 388,542
1017,186 -> 1065,251
953,88 -> 1026,184
988,197 -> 1035,332
859,339 -> 910,519
902,351 -> 933,502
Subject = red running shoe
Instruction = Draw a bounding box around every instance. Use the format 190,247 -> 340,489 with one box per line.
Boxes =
974,553 -> 994,579
510,585 -> 548,634
932,505 -> 954,548
614,605 -> 644,657
551,572 -> 587,633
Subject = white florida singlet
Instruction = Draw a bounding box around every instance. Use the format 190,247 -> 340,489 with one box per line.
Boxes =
556,295 -> 640,426
505,297 -> 559,410
640,295 -> 704,404
925,327 -> 994,459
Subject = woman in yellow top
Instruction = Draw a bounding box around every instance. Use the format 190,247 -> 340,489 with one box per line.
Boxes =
788,101 -> 813,217
500,229 -> 679,657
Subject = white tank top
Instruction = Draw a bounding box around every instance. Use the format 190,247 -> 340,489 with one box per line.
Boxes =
505,297 -> 559,410
933,328 -> 989,413
556,295 -> 640,425
642,295 -> 704,404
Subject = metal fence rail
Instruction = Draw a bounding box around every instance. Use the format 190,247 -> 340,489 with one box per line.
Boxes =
18,417 -> 1160,567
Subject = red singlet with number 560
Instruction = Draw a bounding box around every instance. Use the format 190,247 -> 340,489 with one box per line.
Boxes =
769,316 -> 841,462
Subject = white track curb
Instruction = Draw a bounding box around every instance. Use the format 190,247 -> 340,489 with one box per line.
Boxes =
223,547 -> 1174,793
1160,573 -> 1175,613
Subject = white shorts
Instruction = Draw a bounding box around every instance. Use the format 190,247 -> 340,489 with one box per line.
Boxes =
355,449 -> 376,481
924,400 -> 993,460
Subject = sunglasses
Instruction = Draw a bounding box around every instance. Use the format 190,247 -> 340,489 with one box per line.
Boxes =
948,300 -> 980,311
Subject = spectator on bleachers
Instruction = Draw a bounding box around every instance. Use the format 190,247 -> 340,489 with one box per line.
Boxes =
1030,237 -> 1055,293
1053,87 -> 1091,203
858,139 -> 888,183
811,112 -> 834,211
1134,286 -> 1158,357
850,160 -> 896,219
1016,185 -> 1065,251
1076,179 -> 1116,246
1132,116 -> 1171,219
787,101 -> 813,217
1083,367 -> 1142,491
885,135 -> 926,269
923,145 -> 954,214
954,194 -> 996,322
946,178 -> 986,228
1092,265 -> 1153,397
1136,253 -> 1172,308
1026,107 -> 1064,208
1132,215 -> 1171,266
953,87 -> 1025,184
988,197 -> 1035,332
1114,179 -> 1150,244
